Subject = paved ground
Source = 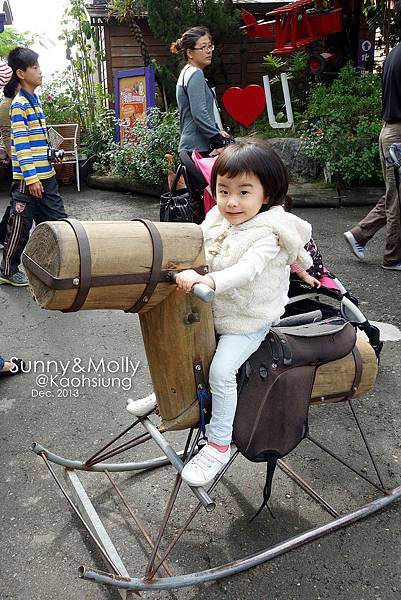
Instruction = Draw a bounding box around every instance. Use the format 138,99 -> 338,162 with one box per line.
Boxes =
1,183 -> 400,600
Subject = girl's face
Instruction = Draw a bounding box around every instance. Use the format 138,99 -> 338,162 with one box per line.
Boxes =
216,171 -> 268,225
187,34 -> 213,69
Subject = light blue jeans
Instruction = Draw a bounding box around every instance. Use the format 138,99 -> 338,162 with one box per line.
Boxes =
207,326 -> 270,446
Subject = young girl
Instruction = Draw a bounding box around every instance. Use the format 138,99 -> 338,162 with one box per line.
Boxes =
128,139 -> 312,487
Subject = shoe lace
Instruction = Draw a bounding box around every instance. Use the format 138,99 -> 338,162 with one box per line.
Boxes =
191,449 -> 215,470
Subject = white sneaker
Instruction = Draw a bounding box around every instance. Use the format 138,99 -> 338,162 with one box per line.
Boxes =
344,231 -> 365,261
126,392 -> 157,417
181,444 -> 231,487
382,262 -> 401,271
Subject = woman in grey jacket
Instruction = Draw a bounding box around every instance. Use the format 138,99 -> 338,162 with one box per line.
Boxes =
170,27 -> 230,155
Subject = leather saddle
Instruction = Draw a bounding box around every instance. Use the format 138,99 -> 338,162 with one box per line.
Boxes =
233,317 -> 356,462
232,317 -> 357,518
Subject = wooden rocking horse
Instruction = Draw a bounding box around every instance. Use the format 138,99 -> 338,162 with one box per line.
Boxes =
22,218 -> 400,595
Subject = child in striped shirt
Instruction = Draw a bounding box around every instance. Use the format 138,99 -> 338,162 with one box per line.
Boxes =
0,47 -> 67,287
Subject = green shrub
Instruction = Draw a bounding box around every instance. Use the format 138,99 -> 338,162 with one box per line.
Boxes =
301,64 -> 382,185
81,108 -> 116,159
94,108 -> 180,185
41,71 -> 82,125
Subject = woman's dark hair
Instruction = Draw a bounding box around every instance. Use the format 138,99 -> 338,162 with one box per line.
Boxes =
170,26 -> 211,58
210,138 -> 289,209
7,47 -> 39,84
3,77 -> 19,99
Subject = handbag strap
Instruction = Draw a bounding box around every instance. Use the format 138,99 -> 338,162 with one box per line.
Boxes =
169,163 -> 192,194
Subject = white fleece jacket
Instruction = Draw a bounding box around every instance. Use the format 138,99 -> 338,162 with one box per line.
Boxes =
201,205 -> 312,335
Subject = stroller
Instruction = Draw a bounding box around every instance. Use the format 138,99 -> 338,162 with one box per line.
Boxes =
281,277 -> 382,357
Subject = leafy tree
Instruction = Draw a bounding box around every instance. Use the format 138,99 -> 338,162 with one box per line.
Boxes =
0,27 -> 35,59
363,0 -> 399,55
40,70 -> 83,125
301,64 -> 382,185
60,0 -> 105,130
146,0 -> 239,47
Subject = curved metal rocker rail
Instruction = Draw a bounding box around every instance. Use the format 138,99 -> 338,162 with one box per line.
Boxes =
79,485 -> 401,591
32,398 -> 401,595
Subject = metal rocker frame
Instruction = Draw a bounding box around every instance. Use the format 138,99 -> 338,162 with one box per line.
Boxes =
32,390 -> 401,597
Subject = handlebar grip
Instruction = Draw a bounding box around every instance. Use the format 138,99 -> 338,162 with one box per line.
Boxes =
191,283 -> 215,303
168,272 -> 215,303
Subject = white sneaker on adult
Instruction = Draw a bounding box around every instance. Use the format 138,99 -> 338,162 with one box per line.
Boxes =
343,231 -> 365,261
126,392 -> 157,417
181,444 -> 231,487
382,262 -> 401,271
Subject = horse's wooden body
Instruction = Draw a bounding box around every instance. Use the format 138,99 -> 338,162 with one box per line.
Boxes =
23,219 -> 377,431
25,218 -> 399,596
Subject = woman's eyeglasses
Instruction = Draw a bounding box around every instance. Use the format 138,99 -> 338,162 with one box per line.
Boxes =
192,44 -> 214,52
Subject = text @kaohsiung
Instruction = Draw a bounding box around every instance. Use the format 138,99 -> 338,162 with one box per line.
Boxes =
8,357 -> 141,396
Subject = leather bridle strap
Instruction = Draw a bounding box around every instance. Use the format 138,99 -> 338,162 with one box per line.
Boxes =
62,218 -> 92,313
345,345 -> 363,400
125,218 -> 163,313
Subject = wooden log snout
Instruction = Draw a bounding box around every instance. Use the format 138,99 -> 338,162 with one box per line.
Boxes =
23,218 -> 216,431
22,219 -> 207,312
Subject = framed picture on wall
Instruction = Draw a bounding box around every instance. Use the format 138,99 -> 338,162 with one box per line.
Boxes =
114,67 -> 155,143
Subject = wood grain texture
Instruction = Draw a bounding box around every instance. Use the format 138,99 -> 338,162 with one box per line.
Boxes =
139,245 -> 216,432
311,337 -> 378,404
24,221 -> 205,312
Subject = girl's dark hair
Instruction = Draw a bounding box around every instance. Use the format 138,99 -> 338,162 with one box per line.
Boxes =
282,194 -> 293,212
7,47 -> 39,84
3,77 -> 19,99
170,26 -> 211,58
210,138 -> 289,208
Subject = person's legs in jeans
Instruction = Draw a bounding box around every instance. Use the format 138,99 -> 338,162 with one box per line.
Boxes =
34,176 -> 67,223
181,326 -> 269,486
207,327 -> 270,446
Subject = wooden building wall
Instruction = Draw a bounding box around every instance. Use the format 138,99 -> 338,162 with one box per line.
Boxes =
103,18 -> 275,103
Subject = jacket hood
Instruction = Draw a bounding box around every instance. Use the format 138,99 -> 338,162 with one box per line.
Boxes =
203,205 -> 313,269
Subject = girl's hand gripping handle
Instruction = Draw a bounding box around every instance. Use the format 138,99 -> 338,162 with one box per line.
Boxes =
169,272 -> 215,303
191,283 -> 215,303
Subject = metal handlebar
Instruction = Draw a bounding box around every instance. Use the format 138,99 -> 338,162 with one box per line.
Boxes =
168,272 -> 215,304
388,144 -> 401,173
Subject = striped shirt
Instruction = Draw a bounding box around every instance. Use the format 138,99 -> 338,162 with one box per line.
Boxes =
10,88 -> 55,185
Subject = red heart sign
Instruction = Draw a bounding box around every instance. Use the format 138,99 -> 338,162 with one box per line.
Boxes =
222,85 -> 266,127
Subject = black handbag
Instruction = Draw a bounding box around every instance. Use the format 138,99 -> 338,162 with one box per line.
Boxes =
160,163 -> 204,224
